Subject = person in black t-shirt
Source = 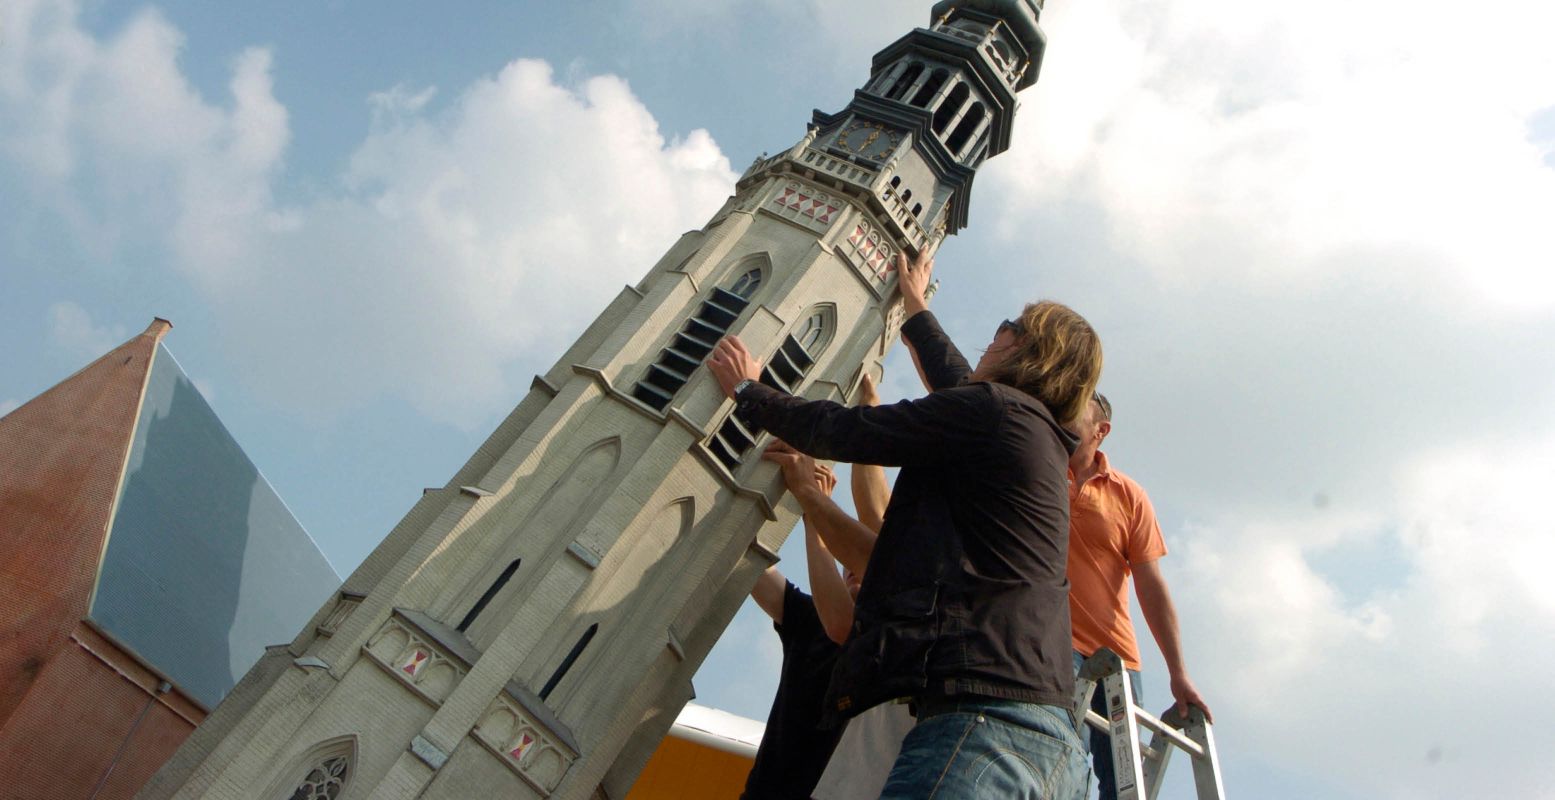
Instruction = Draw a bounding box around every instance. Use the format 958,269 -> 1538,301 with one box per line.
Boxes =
741,461 -> 856,800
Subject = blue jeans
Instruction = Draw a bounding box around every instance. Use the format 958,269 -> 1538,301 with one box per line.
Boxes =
879,696 -> 1088,799
1072,651 -> 1142,800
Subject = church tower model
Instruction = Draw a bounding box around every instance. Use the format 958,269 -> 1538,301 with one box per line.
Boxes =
142,3 -> 1049,798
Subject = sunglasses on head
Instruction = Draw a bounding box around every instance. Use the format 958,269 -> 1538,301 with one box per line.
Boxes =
998,318 -> 1025,337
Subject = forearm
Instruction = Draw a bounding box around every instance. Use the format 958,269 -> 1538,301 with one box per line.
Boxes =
851,463 -> 890,533
803,522 -> 854,644
904,335 -> 933,395
900,311 -> 971,390
736,382 -> 993,467
791,486 -> 875,575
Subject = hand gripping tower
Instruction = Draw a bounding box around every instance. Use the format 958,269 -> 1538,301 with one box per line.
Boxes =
140,3 -> 1048,798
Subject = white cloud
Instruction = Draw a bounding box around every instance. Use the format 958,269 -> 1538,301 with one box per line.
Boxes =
987,0 -> 1555,311
46,301 -> 126,359
1,0 -> 738,426
1166,432 -> 1555,797
0,1 -> 288,273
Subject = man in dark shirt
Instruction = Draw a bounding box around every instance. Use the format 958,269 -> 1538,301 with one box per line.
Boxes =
709,250 -> 1103,800
741,464 -> 852,799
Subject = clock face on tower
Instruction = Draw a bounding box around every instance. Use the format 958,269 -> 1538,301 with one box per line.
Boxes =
835,120 -> 904,162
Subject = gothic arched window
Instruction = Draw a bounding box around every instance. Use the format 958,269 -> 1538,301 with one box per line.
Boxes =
729,267 -> 762,299
707,305 -> 835,470
289,758 -> 348,800
281,739 -> 355,800
793,311 -> 827,353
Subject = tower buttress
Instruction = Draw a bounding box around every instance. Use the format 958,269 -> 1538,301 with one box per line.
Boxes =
140,3 -> 1049,799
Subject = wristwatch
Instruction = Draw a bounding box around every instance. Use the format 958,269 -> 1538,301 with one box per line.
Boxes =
733,378 -> 757,398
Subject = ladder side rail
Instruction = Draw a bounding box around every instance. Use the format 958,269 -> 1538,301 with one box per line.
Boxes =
1072,675 -> 1100,733
1103,669 -> 1149,800
1183,710 -> 1227,800
1141,724 -> 1175,800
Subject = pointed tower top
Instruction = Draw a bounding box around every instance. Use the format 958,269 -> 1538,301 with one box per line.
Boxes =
145,317 -> 173,341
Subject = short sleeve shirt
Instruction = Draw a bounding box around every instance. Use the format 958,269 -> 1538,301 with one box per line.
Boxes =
741,581 -> 845,800
1067,452 -> 1167,670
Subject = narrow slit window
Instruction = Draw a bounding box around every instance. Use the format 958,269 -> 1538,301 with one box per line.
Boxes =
539,623 -> 599,701
457,559 -> 521,632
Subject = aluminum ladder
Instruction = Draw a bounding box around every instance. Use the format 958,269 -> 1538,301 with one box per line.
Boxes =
1073,649 -> 1226,800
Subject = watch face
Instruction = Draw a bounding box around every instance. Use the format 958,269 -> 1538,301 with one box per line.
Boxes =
835,120 -> 903,162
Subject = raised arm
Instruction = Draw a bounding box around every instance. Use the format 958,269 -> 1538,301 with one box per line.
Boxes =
891,251 -> 970,390
803,520 -> 855,644
764,443 -> 876,576
850,374 -> 892,532
750,565 -> 786,625
707,334 -> 996,467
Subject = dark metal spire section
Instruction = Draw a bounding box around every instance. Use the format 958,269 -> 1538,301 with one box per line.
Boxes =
743,0 -> 1047,239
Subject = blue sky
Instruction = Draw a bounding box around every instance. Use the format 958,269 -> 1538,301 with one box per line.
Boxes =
3,1 -> 1554,797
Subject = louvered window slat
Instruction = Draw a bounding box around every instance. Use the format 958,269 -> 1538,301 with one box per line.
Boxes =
633,382 -> 673,410
711,287 -> 752,310
760,367 -> 793,395
634,278 -> 761,413
709,320 -> 830,470
687,317 -> 728,342
699,302 -> 739,329
661,348 -> 700,375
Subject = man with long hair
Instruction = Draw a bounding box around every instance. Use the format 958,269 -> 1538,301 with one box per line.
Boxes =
708,250 -> 1102,799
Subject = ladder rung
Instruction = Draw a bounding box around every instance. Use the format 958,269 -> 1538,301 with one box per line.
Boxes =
1133,708 -> 1206,759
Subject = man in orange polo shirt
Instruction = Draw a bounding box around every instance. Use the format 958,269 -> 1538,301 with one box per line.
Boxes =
1068,392 -> 1211,800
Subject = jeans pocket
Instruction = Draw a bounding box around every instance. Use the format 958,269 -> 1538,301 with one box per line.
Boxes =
970,712 -> 1088,800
